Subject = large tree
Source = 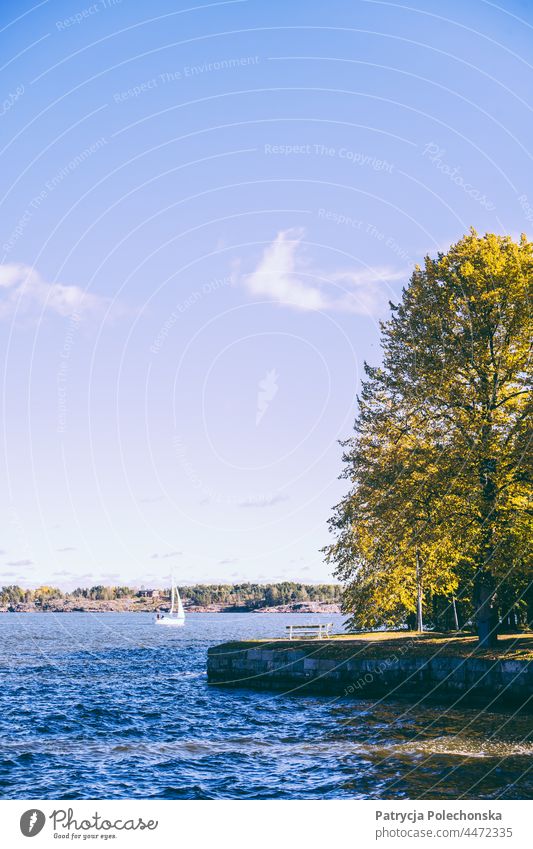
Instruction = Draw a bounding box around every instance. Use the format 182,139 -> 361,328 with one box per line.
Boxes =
326,231 -> 532,646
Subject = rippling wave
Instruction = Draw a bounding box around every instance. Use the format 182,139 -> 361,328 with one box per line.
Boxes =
0,613 -> 531,799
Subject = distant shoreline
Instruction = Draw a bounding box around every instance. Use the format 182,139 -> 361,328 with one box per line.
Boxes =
0,582 -> 342,615
0,601 -> 342,615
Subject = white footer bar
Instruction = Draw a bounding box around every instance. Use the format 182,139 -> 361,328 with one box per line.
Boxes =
0,799 -> 530,848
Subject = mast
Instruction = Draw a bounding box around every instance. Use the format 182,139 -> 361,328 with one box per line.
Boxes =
169,576 -> 175,614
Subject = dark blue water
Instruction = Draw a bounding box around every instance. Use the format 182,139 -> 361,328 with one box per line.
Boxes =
0,613 -> 531,799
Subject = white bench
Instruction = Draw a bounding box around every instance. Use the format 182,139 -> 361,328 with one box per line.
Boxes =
286,623 -> 333,640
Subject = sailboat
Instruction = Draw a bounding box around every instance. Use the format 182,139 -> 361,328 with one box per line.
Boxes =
155,577 -> 185,627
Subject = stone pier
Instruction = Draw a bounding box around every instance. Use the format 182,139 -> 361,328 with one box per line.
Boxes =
207,636 -> 533,708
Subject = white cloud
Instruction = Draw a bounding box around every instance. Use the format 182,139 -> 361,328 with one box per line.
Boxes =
244,228 -> 326,310
330,266 -> 406,314
0,263 -> 109,319
242,229 -> 406,315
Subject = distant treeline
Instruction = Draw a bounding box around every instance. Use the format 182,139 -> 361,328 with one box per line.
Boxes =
180,583 -> 342,608
0,582 -> 342,608
0,585 -> 133,604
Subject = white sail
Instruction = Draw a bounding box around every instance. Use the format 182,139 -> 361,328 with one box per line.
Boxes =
154,575 -> 185,627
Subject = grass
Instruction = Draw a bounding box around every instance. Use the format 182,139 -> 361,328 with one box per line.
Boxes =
332,631 -> 533,661
239,631 -> 533,662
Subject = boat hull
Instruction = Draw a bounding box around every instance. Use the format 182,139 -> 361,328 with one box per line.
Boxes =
154,616 -> 185,626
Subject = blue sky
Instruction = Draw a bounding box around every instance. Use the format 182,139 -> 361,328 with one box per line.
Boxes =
0,0 -> 532,589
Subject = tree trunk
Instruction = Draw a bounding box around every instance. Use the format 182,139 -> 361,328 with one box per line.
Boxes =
406,612 -> 417,630
452,595 -> 459,630
415,549 -> 423,632
474,570 -> 498,648
476,452 -> 499,647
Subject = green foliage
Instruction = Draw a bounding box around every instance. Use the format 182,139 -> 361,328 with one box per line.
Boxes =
0,582 -> 341,609
0,585 -> 31,605
0,585 -> 64,605
71,585 -> 134,600
325,231 -> 532,643
176,582 -> 341,608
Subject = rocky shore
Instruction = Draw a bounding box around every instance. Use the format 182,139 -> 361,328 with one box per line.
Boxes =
252,602 -> 341,615
0,599 -> 342,614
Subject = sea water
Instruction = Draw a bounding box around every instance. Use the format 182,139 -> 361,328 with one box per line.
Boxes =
0,613 -> 531,799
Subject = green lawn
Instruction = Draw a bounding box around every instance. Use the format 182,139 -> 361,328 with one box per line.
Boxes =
243,631 -> 533,662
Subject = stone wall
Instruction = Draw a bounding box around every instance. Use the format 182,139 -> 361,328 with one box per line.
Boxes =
207,640 -> 532,708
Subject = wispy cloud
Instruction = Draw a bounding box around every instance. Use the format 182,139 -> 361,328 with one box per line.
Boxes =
150,551 -> 182,559
238,493 -> 290,509
244,228 -> 325,310
57,546 -> 76,552
6,559 -> 33,567
219,558 -> 239,565
328,267 -> 406,314
0,263 -> 110,319
242,228 -> 406,315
